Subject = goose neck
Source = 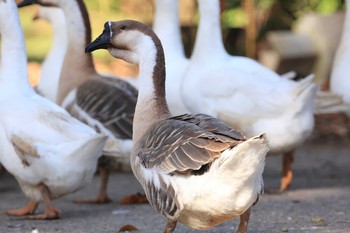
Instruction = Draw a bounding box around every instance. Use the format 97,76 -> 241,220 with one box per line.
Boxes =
132,36 -> 170,143
192,0 -> 227,58
50,15 -> 67,52
153,0 -> 185,59
59,0 -> 92,52
342,0 -> 350,41
0,0 -> 32,94
38,14 -> 67,102
57,0 -> 95,104
44,15 -> 67,66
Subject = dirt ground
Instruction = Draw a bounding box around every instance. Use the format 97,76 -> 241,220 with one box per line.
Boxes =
0,113 -> 349,233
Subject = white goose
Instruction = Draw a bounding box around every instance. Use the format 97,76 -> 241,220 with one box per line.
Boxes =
182,0 -> 318,192
86,19 -> 269,233
0,0 -> 106,219
152,0 -> 190,115
34,6 -> 67,103
331,0 -> 350,103
19,0 -> 138,203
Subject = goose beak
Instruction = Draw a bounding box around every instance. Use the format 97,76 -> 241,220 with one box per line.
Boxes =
18,0 -> 37,7
85,29 -> 111,53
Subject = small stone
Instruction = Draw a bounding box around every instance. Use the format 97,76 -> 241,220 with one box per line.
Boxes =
311,217 -> 327,226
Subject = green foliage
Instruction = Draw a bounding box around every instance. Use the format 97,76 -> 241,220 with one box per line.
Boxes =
221,0 -> 345,30
299,0 -> 345,15
222,7 -> 246,28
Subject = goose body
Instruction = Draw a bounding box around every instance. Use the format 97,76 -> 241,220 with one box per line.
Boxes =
330,0 -> 350,103
35,6 -> 67,102
87,20 -> 269,233
182,0 -> 318,191
0,0 -> 106,219
19,0 -> 138,203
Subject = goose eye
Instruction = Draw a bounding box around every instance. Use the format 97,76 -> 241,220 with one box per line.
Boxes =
120,25 -> 127,30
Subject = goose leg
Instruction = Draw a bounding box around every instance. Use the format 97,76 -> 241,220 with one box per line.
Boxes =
280,150 -> 294,192
74,167 -> 112,204
321,79 -> 329,91
29,183 -> 61,219
236,208 -> 250,233
163,220 -> 177,233
0,164 -> 5,174
6,200 -> 38,216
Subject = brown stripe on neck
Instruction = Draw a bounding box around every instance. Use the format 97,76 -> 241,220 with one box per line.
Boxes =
152,39 -> 166,99
133,22 -> 166,101
143,26 -> 167,105
151,35 -> 169,113
76,0 -> 94,68
133,21 -> 168,112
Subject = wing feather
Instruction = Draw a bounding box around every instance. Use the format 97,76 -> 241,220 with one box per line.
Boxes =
138,113 -> 245,174
76,78 -> 137,139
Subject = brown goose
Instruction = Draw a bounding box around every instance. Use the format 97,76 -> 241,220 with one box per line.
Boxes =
18,0 -> 138,203
86,20 -> 269,233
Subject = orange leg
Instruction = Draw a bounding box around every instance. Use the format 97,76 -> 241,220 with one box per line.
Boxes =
74,167 -> 112,204
120,192 -> 148,205
280,150 -> 294,192
29,184 -> 61,220
236,208 -> 250,233
6,200 -> 38,216
321,79 -> 330,91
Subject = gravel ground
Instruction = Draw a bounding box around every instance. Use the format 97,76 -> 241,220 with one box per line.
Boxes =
1,141 -> 349,233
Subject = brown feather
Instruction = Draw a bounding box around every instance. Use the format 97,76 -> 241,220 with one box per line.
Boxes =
76,77 -> 137,139
137,113 -> 246,174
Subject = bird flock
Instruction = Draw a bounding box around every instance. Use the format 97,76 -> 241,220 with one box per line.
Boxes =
0,0 -> 348,232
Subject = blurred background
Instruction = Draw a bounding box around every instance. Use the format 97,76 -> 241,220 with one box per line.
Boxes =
17,0 -> 346,89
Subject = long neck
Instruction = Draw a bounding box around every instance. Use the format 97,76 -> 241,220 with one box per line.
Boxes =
340,0 -> 350,50
57,0 -> 96,105
191,0 -> 227,59
133,37 -> 170,144
153,0 -> 186,60
39,10 -> 68,102
0,0 -> 33,96
49,12 -> 67,62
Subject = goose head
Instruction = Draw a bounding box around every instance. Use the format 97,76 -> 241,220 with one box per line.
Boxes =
87,20 -> 169,136
86,20 -> 164,65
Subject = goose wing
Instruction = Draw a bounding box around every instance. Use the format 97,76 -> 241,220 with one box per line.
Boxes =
76,77 -> 137,139
138,113 -> 245,174
11,134 -> 39,167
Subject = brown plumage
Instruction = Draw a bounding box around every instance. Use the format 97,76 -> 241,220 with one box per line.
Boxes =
86,19 -> 269,233
138,113 -> 245,173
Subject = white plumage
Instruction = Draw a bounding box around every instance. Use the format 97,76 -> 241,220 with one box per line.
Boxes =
153,0 -> 190,115
181,0 -> 318,191
0,0 -> 106,219
19,0 -> 138,204
35,6 -> 67,102
331,0 -> 350,103
86,19 -> 269,233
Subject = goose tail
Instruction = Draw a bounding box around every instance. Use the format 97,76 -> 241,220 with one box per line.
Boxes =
281,70 -> 297,80
209,134 -> 269,209
293,74 -> 319,112
216,134 -> 269,182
